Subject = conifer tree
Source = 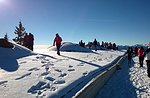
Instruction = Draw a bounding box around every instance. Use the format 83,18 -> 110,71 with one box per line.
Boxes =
13,21 -> 26,45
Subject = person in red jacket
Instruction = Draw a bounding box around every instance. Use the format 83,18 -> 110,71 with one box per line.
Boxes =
134,46 -> 138,56
53,33 -> 62,55
138,46 -> 145,67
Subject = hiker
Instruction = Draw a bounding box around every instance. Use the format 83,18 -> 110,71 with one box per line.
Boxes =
53,33 -> 62,55
23,33 -> 29,48
79,40 -> 85,47
93,38 -> 98,51
134,47 -> 138,56
126,47 -> 133,66
138,46 -> 145,67
145,46 -> 150,77
28,33 -> 34,51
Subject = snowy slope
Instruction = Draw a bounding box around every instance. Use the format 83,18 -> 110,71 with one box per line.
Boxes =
0,43 -> 33,72
0,42 -> 124,98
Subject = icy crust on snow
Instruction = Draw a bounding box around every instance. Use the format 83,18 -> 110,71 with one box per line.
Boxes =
49,42 -> 92,52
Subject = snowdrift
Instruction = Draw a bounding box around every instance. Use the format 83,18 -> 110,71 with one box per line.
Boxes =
49,42 -> 92,52
0,42 -> 33,59
0,42 -> 33,72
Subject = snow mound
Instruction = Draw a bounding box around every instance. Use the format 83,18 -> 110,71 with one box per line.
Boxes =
0,42 -> 33,71
49,42 -> 92,52
0,42 -> 33,59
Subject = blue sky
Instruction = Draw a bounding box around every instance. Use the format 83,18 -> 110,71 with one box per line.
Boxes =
0,0 -> 150,45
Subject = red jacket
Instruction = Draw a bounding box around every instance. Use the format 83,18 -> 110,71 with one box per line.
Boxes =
138,48 -> 144,57
54,36 -> 62,46
134,47 -> 138,54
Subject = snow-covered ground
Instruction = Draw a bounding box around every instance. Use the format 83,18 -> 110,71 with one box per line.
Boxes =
96,56 -> 150,98
1,42 -> 149,98
0,42 -> 124,98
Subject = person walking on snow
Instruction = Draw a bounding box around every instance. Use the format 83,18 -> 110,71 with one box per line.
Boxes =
138,46 -> 145,67
53,33 -> 62,55
145,45 -> 150,77
93,38 -> 98,51
126,47 -> 133,66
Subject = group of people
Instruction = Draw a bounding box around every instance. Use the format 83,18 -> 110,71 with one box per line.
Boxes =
22,32 -> 150,78
79,40 -> 85,47
126,46 -> 150,77
101,41 -> 118,50
23,33 -> 34,51
79,39 -> 100,51
79,39 -> 118,51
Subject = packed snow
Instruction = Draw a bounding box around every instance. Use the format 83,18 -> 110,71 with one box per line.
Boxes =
0,42 -> 149,98
96,57 -> 150,98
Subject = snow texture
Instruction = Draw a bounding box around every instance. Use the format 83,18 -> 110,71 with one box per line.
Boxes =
1,42 -> 149,98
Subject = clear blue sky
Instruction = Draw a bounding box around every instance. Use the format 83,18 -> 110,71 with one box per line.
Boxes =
0,0 -> 150,45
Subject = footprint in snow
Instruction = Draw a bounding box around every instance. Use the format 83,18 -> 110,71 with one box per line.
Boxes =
53,80 -> 65,84
69,65 -> 73,68
15,72 -> 32,80
59,73 -> 67,77
77,63 -> 84,66
28,67 -> 39,71
28,81 -> 51,94
0,81 -> 8,87
50,86 -> 57,91
36,55 -> 46,59
54,69 -> 62,72
41,60 -> 47,64
42,63 -> 54,67
41,72 -> 49,76
83,71 -> 88,76
68,69 -> 75,72
44,76 -> 55,81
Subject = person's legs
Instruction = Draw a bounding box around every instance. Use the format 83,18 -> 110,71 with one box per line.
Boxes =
140,56 -> 144,67
147,61 -> 150,77
56,45 -> 61,55
139,57 -> 143,67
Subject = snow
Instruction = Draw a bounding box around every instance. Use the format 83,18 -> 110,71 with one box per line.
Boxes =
96,57 -> 150,98
0,42 -> 149,98
49,42 -> 92,52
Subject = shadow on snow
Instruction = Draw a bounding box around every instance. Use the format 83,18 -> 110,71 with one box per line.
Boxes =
0,58 -> 19,72
96,59 -> 137,98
